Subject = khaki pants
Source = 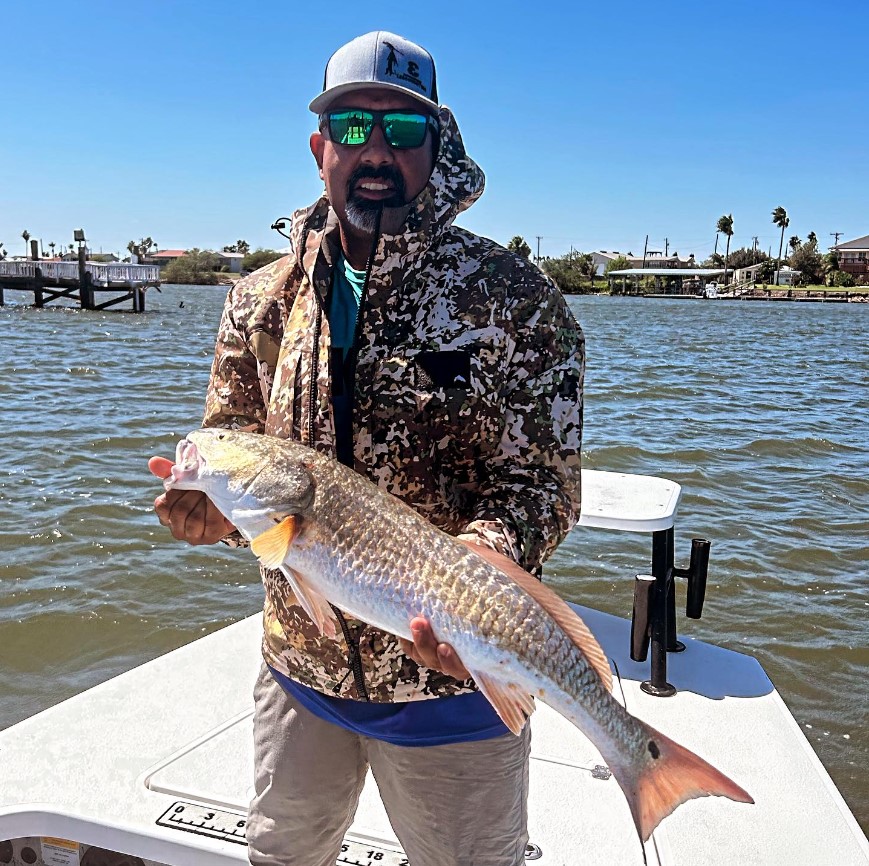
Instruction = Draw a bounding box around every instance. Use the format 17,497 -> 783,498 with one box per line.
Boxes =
248,664 -> 531,866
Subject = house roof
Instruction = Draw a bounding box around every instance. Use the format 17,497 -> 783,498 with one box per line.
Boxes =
216,252 -> 245,259
151,249 -> 187,258
832,234 -> 869,251
608,268 -> 724,276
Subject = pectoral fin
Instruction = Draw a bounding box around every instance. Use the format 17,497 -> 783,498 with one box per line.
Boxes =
471,669 -> 535,736
279,565 -> 338,640
251,516 -> 299,569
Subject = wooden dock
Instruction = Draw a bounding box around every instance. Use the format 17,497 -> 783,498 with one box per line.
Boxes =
0,259 -> 161,312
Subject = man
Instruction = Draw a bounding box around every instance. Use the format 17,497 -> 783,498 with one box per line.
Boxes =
151,31 -> 584,866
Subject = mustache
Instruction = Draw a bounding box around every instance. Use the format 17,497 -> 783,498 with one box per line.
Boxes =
348,165 -> 406,204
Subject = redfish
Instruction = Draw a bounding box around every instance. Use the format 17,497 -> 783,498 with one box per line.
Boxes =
164,427 -> 752,840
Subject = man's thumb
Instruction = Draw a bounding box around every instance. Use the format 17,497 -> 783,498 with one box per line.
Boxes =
148,456 -> 174,479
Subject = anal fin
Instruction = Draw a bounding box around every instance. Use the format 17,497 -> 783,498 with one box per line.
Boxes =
471,669 -> 535,736
279,565 -> 338,640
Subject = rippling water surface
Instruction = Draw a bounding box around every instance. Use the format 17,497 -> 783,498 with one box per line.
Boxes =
0,287 -> 866,832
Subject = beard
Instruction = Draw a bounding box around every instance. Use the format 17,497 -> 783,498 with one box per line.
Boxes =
344,165 -> 408,235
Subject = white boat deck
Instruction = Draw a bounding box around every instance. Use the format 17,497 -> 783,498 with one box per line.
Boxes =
1,471 -> 867,865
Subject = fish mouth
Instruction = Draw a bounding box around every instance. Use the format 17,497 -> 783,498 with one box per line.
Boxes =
164,437 -> 203,490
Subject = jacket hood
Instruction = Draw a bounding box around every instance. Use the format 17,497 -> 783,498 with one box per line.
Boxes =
289,106 -> 484,260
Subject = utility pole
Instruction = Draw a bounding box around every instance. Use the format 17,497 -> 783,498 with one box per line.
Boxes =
536,236 -> 542,263
642,234 -> 649,269
714,232 -> 719,255
830,231 -> 842,248
752,236 -> 759,263
664,237 -> 669,256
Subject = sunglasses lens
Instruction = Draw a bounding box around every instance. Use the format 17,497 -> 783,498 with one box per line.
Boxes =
328,111 -> 373,146
382,113 -> 429,148
326,111 -> 432,148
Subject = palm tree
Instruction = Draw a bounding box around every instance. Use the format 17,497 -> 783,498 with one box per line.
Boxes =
716,214 -> 734,286
22,229 -> 30,258
772,206 -> 789,285
49,241 -> 56,258
507,236 -> 532,259
788,236 -> 801,255
807,231 -> 817,246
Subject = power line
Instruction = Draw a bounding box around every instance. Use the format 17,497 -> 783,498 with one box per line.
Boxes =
830,231 -> 843,247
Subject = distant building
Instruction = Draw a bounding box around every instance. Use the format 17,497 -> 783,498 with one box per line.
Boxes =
831,234 -> 869,277
147,249 -> 187,267
734,263 -> 803,286
592,250 -> 696,275
770,265 -> 802,286
215,251 -> 245,274
733,263 -> 763,284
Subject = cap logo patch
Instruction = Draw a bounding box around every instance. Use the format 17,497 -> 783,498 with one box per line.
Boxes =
383,41 -> 426,94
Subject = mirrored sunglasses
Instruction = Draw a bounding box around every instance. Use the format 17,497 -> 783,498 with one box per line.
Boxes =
322,109 -> 437,149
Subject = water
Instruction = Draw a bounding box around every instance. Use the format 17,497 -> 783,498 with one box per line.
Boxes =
0,287 -> 866,833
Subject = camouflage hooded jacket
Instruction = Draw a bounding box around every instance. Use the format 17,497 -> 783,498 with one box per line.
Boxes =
202,107 -> 585,703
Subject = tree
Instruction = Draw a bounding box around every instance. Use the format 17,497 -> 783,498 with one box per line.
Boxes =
49,241 -> 56,258
542,254 -> 585,293
807,231 -> 817,245
22,229 -> 30,257
127,237 -> 156,261
789,235 -> 823,284
726,247 -> 769,271
716,214 -> 734,285
161,248 -> 221,285
0,243 -> 6,261
772,206 -> 789,285
576,252 -> 597,290
242,248 -> 283,272
223,239 -> 252,255
788,236 -> 801,254
603,255 -> 632,275
507,236 -> 532,259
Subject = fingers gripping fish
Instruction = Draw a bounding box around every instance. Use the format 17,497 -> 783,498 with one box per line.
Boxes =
165,428 -> 753,841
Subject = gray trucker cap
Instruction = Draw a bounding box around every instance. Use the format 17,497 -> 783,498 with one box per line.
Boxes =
309,31 -> 439,114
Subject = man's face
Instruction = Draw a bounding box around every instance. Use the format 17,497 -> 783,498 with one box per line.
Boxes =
310,88 -> 436,239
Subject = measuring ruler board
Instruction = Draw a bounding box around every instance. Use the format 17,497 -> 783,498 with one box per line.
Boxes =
156,801 -> 408,864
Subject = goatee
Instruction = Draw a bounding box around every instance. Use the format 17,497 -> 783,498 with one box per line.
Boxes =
345,166 -> 407,235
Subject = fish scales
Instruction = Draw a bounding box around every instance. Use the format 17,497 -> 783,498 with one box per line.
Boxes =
165,428 -> 754,842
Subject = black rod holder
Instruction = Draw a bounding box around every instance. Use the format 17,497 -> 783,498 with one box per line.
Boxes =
630,575 -> 655,662
686,538 -> 711,619
641,567 -> 676,697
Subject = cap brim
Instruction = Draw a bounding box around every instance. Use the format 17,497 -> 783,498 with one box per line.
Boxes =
309,82 -> 439,115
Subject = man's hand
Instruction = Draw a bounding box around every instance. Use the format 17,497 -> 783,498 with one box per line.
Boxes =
399,617 -> 471,681
148,456 -> 235,545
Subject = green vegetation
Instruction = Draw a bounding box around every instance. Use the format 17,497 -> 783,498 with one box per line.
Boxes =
541,251 -> 601,294
162,249 -> 222,285
507,236 -> 532,259
127,236 -> 156,261
242,247 -> 283,271
772,206 -> 789,285
717,214 -> 734,283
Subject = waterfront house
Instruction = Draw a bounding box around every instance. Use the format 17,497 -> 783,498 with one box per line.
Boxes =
147,249 -> 187,268
215,251 -> 244,274
831,234 -> 869,278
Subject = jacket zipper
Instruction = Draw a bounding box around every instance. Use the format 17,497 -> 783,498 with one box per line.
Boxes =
319,211 -> 383,702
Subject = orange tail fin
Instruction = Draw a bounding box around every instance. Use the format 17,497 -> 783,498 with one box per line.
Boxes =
615,724 -> 754,842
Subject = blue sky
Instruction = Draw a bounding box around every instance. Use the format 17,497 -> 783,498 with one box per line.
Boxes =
2,0 -> 866,261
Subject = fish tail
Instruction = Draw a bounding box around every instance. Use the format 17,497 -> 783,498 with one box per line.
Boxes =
613,724 -> 754,842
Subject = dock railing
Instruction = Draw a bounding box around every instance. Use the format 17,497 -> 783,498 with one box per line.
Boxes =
0,261 -> 160,285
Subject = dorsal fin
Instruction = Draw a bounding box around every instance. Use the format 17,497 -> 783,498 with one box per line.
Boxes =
462,541 -> 613,693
